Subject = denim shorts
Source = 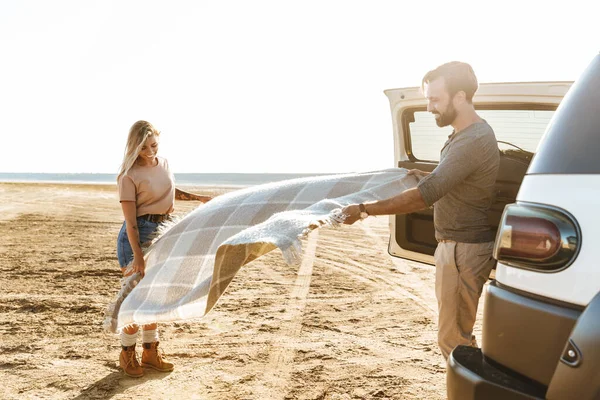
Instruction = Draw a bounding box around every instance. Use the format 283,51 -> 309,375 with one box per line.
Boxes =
116,217 -> 159,268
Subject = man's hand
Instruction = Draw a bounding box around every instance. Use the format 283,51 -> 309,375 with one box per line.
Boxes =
341,204 -> 362,225
407,169 -> 430,180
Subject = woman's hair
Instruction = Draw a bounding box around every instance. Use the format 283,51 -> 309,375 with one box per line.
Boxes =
117,120 -> 161,181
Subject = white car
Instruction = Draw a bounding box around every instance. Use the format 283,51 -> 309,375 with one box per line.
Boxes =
386,53 -> 600,399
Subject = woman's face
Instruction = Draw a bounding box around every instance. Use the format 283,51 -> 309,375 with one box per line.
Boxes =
139,134 -> 159,164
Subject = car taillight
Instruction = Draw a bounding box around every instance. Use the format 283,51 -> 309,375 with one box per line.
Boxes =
494,203 -> 580,272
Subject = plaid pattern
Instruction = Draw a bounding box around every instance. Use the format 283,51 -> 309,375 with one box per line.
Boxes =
104,168 -> 417,333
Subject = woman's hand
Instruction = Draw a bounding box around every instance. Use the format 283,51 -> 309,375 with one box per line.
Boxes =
132,255 -> 146,277
195,195 -> 212,203
175,188 -> 213,203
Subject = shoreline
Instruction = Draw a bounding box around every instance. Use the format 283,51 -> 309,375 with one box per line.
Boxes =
0,182 -> 239,222
0,181 -> 248,190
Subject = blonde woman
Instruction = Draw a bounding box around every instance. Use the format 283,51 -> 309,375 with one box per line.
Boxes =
116,120 -> 211,377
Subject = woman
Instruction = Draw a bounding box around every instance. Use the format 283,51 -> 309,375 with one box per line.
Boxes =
116,120 -> 211,378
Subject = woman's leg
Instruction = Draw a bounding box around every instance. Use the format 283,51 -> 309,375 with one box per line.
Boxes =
119,323 -> 143,377
118,268 -> 143,377
141,323 -> 174,372
117,218 -> 173,372
117,222 -> 144,377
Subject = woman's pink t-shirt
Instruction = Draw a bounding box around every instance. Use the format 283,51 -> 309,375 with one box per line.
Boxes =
118,157 -> 175,216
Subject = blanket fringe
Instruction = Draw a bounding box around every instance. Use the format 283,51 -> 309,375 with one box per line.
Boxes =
143,215 -> 181,247
102,273 -> 142,333
281,208 -> 347,266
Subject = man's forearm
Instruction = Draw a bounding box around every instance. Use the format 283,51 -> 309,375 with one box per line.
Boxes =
364,187 -> 428,216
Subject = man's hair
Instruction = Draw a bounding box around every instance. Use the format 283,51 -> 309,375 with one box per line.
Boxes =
422,61 -> 478,103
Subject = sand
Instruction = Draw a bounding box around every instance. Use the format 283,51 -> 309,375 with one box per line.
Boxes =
0,182 -> 474,399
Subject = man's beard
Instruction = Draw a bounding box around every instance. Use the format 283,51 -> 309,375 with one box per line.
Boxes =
433,103 -> 457,127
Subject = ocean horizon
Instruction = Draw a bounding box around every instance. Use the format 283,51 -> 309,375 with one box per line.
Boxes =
0,172 -> 337,187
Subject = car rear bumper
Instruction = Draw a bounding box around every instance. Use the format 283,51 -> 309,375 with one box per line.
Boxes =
447,346 -> 545,400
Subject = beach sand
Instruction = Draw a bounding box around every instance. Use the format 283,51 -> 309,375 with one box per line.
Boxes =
0,182 -> 474,399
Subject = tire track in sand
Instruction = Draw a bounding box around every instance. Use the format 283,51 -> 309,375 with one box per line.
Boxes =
314,217 -> 437,317
254,230 -> 319,399
359,218 -> 437,316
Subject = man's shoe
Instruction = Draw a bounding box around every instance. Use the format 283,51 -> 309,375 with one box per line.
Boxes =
141,341 -> 174,372
119,344 -> 144,378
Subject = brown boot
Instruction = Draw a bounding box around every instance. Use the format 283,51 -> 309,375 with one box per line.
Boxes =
119,344 -> 144,378
141,341 -> 174,372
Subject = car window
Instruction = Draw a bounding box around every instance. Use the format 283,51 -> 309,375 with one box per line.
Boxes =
529,56 -> 600,174
408,109 -> 555,162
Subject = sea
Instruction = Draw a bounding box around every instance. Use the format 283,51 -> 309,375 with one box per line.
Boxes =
0,172 -> 335,187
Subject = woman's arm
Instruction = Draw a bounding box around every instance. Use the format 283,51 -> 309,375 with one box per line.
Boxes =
175,188 -> 212,203
121,201 -> 146,276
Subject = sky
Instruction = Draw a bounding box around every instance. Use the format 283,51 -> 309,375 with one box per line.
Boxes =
1,0 -> 597,174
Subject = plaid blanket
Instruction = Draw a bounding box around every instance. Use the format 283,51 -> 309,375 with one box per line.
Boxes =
104,168 -> 417,333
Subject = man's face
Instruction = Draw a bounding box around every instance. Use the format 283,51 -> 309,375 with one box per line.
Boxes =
424,77 -> 457,127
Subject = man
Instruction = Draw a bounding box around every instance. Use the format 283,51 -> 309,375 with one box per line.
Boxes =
342,61 -> 500,359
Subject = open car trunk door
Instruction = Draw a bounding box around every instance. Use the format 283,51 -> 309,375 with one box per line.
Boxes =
385,81 -> 571,265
